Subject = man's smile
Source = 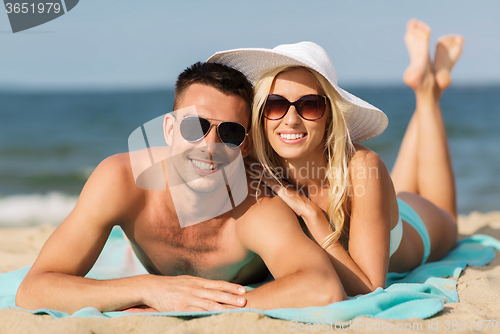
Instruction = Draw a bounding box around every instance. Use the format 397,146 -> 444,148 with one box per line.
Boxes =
189,158 -> 223,175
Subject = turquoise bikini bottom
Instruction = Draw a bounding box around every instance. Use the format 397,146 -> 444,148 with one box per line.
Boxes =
389,198 -> 431,265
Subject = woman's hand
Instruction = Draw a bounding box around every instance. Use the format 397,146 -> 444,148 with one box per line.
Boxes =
246,159 -> 333,243
246,159 -> 315,217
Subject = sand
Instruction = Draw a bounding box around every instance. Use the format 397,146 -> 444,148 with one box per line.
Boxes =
1,212 -> 499,334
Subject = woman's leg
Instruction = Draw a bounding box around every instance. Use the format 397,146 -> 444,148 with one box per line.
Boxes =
392,19 -> 464,221
391,19 -> 429,196
389,20 -> 464,270
390,108 -> 419,194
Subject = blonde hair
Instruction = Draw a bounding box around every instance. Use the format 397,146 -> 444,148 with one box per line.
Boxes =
251,66 -> 355,243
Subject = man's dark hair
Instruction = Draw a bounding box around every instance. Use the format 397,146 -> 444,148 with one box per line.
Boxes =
174,62 -> 253,124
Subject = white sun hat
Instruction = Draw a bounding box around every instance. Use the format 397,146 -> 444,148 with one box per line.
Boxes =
207,41 -> 388,143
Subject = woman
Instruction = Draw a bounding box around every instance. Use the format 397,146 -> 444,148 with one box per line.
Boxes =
208,19 -> 464,296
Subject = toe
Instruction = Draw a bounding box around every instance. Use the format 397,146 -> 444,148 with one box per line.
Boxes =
407,18 -> 418,29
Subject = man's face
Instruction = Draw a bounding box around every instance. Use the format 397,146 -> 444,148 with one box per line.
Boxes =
165,83 -> 251,194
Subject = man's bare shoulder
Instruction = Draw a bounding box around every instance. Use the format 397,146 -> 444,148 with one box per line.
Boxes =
76,153 -> 145,226
235,181 -> 299,236
238,175 -> 296,215
233,181 -> 306,258
91,153 -> 137,192
246,196 -> 296,222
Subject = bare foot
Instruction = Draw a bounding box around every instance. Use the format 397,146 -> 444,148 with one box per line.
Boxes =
403,19 -> 433,91
433,34 -> 465,91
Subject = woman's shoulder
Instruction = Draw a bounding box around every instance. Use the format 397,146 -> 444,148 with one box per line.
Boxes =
349,144 -> 383,168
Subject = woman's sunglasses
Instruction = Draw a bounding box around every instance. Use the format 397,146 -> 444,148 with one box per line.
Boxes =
262,94 -> 329,121
175,116 -> 248,148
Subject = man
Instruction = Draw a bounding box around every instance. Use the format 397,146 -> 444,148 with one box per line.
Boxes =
16,62 -> 345,314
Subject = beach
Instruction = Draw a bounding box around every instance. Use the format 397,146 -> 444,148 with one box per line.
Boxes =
1,86 -> 499,334
2,0 -> 500,331
1,211 -> 499,334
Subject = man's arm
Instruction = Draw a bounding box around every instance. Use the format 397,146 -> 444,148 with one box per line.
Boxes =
16,155 -> 146,313
16,154 -> 246,313
237,197 -> 347,309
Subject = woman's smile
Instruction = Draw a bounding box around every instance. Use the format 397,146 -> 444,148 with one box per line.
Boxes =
278,131 -> 307,143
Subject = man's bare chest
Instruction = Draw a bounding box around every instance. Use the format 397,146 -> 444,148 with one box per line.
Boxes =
123,204 -> 257,281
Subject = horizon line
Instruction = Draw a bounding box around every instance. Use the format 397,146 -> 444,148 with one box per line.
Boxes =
1,81 -> 500,94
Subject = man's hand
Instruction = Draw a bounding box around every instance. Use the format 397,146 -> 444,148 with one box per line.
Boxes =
142,275 -> 247,312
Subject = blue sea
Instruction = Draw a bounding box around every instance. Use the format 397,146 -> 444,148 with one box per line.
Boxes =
1,86 -> 499,227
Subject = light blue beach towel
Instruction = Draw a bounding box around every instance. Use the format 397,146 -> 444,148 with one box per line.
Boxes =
0,227 -> 498,324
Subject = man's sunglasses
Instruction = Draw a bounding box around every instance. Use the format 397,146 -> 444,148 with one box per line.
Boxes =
262,94 -> 329,121
175,116 -> 248,148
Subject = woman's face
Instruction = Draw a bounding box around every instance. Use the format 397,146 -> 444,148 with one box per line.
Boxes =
264,68 -> 329,162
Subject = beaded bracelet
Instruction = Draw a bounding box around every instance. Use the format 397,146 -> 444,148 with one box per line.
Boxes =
321,232 -> 337,250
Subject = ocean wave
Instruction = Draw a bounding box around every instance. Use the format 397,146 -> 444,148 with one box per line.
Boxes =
0,192 -> 77,227
0,168 -> 94,196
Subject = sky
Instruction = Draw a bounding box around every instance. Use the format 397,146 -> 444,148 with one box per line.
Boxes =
1,0 -> 500,90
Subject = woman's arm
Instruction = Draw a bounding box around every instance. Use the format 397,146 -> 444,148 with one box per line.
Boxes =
252,147 -> 399,296
311,148 -> 398,295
